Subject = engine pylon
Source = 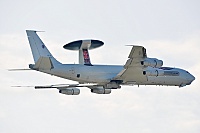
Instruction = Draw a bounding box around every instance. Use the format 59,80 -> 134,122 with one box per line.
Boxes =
63,40 -> 104,65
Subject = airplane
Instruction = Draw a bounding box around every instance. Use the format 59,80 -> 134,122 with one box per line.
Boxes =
22,30 -> 195,95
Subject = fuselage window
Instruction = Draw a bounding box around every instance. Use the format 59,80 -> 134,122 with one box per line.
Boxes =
77,74 -> 80,78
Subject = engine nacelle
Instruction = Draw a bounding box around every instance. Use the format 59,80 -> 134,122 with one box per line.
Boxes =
143,69 -> 164,76
141,58 -> 163,68
104,82 -> 121,89
59,88 -> 80,95
91,87 -> 111,94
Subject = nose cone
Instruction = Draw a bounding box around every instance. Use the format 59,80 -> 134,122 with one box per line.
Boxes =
190,74 -> 195,82
186,73 -> 195,85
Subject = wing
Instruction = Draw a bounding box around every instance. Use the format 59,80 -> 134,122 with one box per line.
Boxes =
13,83 -> 100,89
13,83 -> 108,95
114,45 -> 147,84
33,83 -> 100,89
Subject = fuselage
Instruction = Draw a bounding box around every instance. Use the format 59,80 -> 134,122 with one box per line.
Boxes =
25,30 -> 195,96
39,64 -> 195,87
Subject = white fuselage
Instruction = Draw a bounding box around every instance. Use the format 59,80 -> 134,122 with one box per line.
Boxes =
25,30 -> 195,94
39,64 -> 195,87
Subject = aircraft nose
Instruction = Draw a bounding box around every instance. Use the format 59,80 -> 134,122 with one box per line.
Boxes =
186,73 -> 195,85
190,74 -> 195,82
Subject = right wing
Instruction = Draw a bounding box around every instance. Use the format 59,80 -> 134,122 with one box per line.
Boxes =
13,83 -> 104,95
33,83 -> 100,89
114,45 -> 148,84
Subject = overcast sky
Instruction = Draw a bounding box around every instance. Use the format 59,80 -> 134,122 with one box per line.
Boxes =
0,0 -> 200,133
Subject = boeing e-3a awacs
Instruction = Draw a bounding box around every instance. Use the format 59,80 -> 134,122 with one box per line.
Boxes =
24,30 -> 195,95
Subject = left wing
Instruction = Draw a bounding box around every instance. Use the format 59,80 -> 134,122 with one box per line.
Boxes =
114,45 -> 147,84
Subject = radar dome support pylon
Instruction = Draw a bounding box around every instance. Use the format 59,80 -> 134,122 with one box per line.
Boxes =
63,40 -> 104,65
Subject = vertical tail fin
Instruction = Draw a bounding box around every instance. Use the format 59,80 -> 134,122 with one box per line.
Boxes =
26,30 -> 61,66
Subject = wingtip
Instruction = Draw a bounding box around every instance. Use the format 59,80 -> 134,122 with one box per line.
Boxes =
125,44 -> 141,47
26,30 -> 45,33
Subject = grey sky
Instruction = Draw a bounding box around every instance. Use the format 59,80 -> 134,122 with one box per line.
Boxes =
0,0 -> 200,133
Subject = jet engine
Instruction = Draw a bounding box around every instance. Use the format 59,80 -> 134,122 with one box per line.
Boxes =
59,88 -> 80,95
143,69 -> 164,76
141,58 -> 163,68
91,87 -> 111,94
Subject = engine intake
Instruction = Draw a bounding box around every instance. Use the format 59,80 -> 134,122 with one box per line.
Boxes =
59,88 -> 80,95
91,87 -> 111,94
141,58 -> 163,68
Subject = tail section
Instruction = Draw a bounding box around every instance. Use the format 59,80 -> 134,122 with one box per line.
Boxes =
26,30 -> 61,69
30,57 -> 54,70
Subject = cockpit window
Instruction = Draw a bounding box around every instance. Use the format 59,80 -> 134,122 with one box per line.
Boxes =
159,67 -> 174,70
164,71 -> 179,76
159,67 -> 179,76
